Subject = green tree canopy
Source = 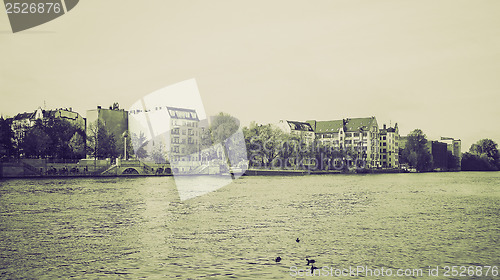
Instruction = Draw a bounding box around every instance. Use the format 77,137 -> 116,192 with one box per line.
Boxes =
210,112 -> 240,144
69,132 -> 86,159
131,131 -> 148,159
462,138 -> 500,171
22,124 -> 51,158
0,117 -> 15,159
401,129 -> 432,172
86,119 -> 119,159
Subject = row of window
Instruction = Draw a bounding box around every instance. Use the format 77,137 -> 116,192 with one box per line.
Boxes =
172,120 -> 199,127
128,108 -> 198,120
171,137 -> 198,144
171,128 -> 198,136
321,132 -> 371,138
380,155 -> 398,161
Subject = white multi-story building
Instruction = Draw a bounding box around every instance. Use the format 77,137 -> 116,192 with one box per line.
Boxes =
276,120 -> 315,144
167,106 -> 201,162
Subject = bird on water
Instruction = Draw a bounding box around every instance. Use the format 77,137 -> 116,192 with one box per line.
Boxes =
275,256 -> 281,263
306,258 -> 315,265
296,238 -> 300,243
310,265 -> 318,274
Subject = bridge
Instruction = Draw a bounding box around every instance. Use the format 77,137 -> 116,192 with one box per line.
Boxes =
100,160 -> 172,176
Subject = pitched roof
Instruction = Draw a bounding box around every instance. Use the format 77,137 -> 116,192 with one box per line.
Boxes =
343,117 -> 377,132
13,112 -> 34,120
312,120 -> 343,133
287,121 -> 314,132
306,117 -> 377,133
166,106 -> 199,120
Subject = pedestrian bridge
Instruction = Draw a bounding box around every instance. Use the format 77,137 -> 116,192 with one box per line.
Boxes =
101,160 -> 172,176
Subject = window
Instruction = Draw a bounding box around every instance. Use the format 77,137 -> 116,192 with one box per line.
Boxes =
172,128 -> 180,135
383,142 -> 386,146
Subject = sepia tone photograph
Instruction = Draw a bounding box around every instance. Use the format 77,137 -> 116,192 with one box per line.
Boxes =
1,0 -> 499,279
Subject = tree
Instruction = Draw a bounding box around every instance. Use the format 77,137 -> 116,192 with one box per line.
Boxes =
0,117 -> 15,159
44,118 -> 84,159
461,139 -> 500,171
402,129 -> 432,172
243,122 -> 287,169
131,131 -> 148,159
210,113 -> 240,144
150,141 -> 167,163
22,125 -> 51,158
86,119 -> 119,159
69,132 -> 86,159
207,112 -> 247,171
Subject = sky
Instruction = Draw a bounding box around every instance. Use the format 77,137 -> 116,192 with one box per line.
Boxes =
1,0 -> 499,151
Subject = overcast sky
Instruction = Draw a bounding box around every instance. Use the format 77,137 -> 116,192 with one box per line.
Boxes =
1,0 -> 499,151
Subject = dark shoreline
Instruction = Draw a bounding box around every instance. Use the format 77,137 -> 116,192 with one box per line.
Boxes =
1,168 -> 458,180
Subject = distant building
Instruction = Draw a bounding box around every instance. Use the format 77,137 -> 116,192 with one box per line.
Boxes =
441,137 -> 462,169
86,105 -> 128,157
427,141 -> 448,171
11,107 -> 85,145
306,117 -> 380,168
167,106 -> 201,162
379,123 -> 400,168
276,120 -> 315,144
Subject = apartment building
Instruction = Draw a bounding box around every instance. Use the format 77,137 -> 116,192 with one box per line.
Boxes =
379,123 -> 399,168
276,120 -> 315,144
306,117 -> 380,168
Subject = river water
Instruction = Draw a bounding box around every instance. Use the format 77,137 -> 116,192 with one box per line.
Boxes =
0,172 -> 498,279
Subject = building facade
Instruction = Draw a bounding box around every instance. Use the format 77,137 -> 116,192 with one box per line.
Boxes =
379,123 -> 400,168
276,120 -> 315,144
167,106 -> 201,162
307,117 -> 380,168
440,137 -> 462,170
86,105 -> 128,158
427,140 -> 448,171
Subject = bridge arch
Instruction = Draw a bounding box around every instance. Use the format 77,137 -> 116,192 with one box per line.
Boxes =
122,168 -> 140,175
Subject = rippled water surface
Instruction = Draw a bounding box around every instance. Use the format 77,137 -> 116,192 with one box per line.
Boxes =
0,172 -> 499,279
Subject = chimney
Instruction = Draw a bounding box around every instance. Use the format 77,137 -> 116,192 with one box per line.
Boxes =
383,124 -> 386,129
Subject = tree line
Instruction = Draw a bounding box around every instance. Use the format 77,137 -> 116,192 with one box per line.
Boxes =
1,113 -> 499,172
0,117 -> 86,160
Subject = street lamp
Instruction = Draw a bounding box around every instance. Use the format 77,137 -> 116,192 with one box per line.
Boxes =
122,131 -> 129,160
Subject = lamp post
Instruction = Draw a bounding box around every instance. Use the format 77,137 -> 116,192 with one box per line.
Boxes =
122,131 -> 129,161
